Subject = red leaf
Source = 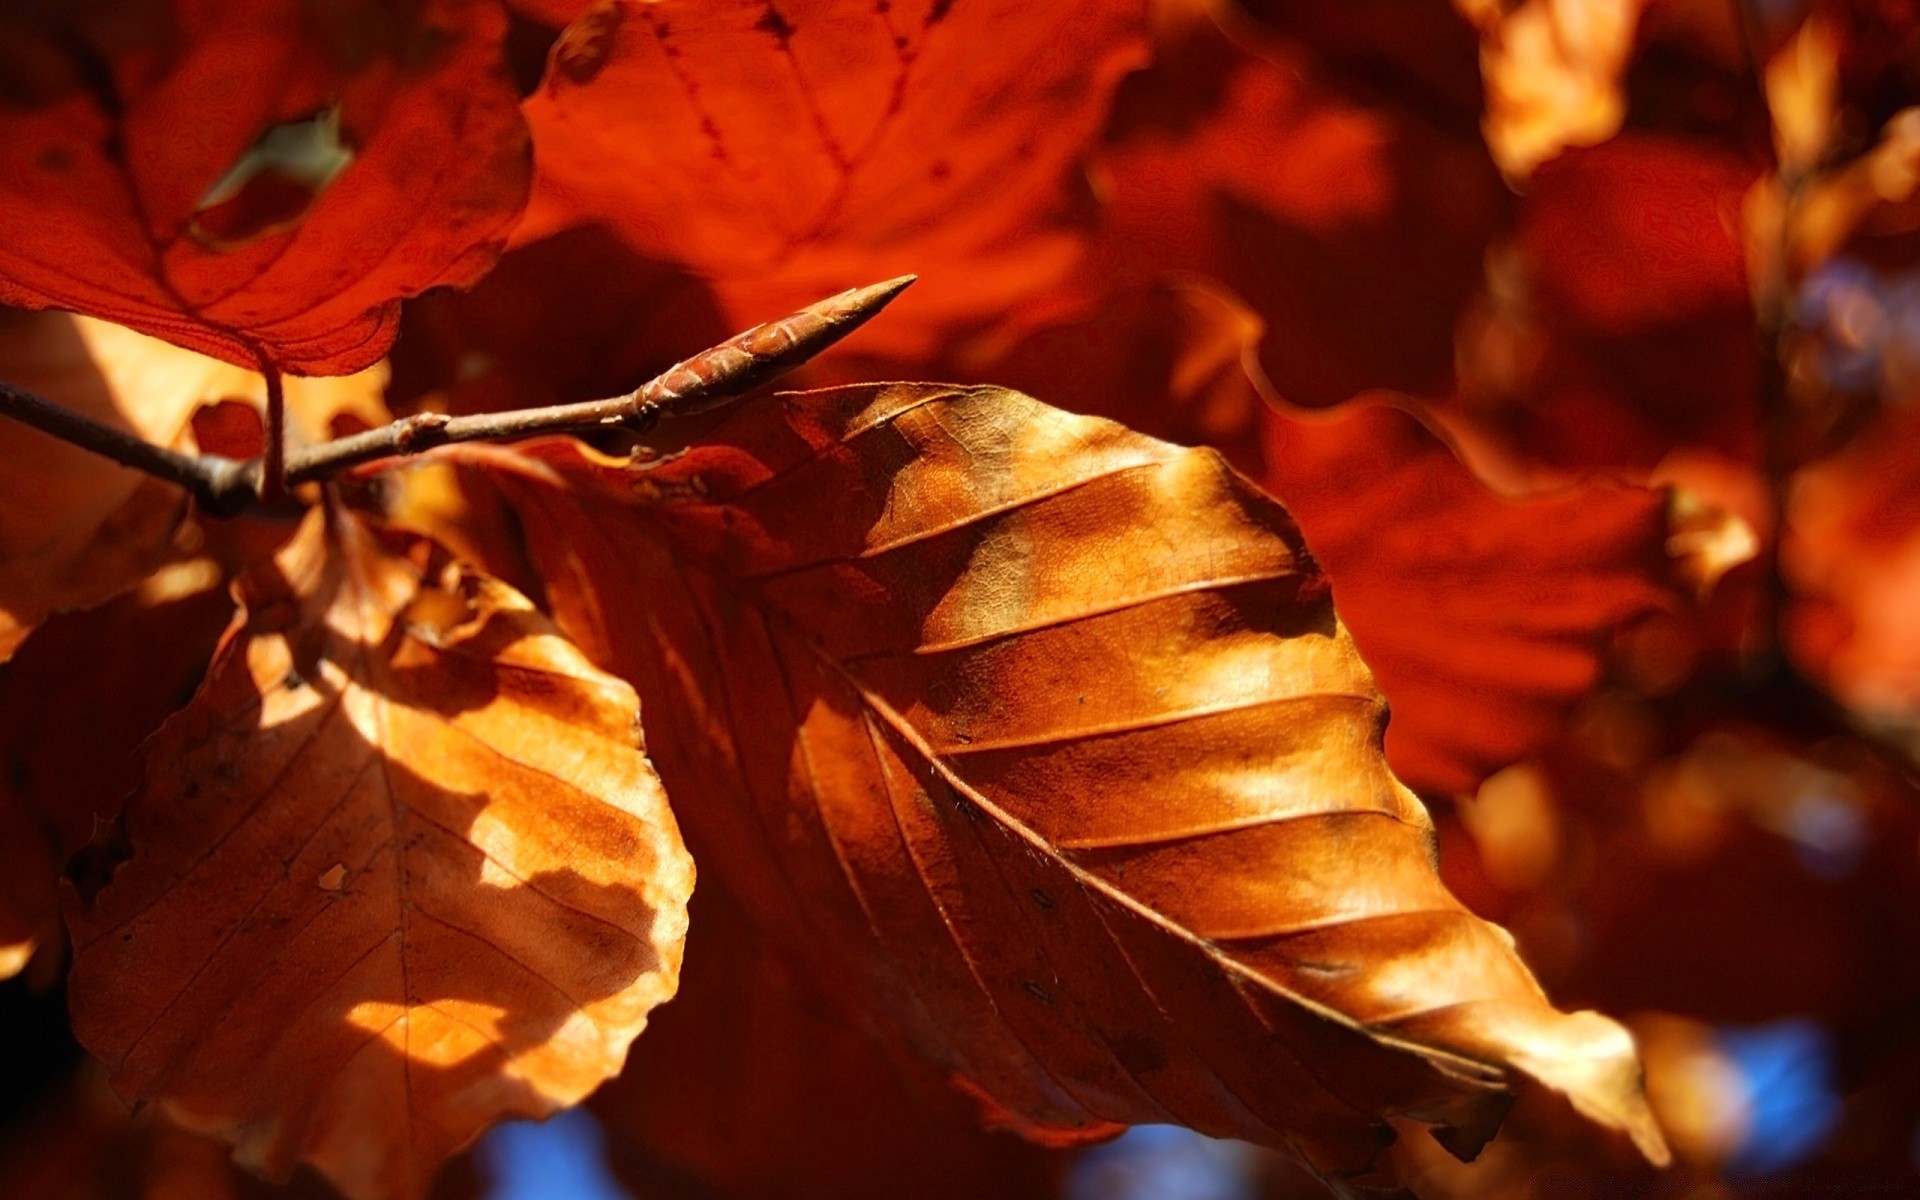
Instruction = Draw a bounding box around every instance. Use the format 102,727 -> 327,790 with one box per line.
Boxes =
517,0 -> 1149,362
1082,4 -> 1508,408
1448,134 -> 1764,477
1262,401 -> 1681,796
0,1 -> 530,374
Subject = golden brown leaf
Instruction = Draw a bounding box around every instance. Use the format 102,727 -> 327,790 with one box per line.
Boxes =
0,312 -> 204,659
65,508 -> 693,1200
449,383 -> 1668,1187
953,281 -> 1688,798
516,0 -> 1149,362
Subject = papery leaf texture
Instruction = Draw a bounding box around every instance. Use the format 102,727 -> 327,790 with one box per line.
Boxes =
518,0 -> 1149,361
443,382 -> 1670,1187
0,0 -> 530,374
64,507 -> 693,1200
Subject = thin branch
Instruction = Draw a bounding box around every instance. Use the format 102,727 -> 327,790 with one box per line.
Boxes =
285,273 -> 917,484
0,379 -> 254,513
260,355 -> 288,502
0,275 -> 915,515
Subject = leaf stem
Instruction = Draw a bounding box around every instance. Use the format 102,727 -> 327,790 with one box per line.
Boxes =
0,275 -> 915,513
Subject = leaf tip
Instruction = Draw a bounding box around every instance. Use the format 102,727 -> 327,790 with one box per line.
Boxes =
1509,1009 -> 1673,1168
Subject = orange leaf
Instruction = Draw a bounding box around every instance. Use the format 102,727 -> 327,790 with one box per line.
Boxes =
0,1 -> 530,374
1260,401 -> 1681,797
516,0 -> 1149,362
449,383 -> 1668,1186
64,508 -> 692,1200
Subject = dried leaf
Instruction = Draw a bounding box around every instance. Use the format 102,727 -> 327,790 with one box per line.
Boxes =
1259,401 -> 1682,796
517,0 -> 1149,362
65,509 -> 692,1200
0,0 -> 530,374
0,313 -> 204,660
453,383 -> 1668,1186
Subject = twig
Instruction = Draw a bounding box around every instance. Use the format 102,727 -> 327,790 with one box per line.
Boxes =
0,275 -> 915,513
286,274 -> 916,483
260,355 -> 288,502
0,379 -> 254,514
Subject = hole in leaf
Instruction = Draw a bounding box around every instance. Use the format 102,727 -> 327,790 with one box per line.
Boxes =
190,105 -> 355,249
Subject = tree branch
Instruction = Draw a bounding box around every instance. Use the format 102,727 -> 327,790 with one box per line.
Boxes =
0,275 -> 915,514
287,274 -> 916,483
0,378 -> 255,513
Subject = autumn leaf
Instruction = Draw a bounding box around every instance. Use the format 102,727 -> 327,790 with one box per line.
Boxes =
952,284 -> 1686,798
442,383 -> 1669,1186
516,0 -> 1149,363
0,1062 -> 487,1200
0,0 -> 530,374
387,225 -> 730,419
1238,0 -> 1487,130
0,312 -> 206,660
64,508 -> 693,1200
593,879 -> 1065,1200
1448,134 -> 1764,478
0,559 -> 235,981
1260,400 -> 1681,797
1073,1 -> 1507,410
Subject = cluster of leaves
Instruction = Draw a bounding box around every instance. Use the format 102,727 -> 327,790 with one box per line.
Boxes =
1,1 -> 1918,1198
